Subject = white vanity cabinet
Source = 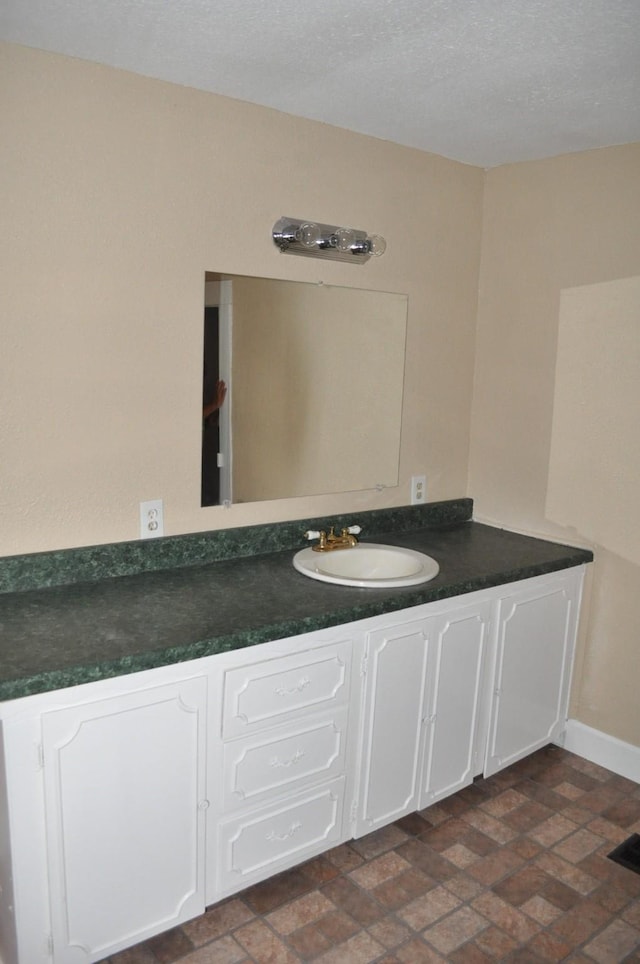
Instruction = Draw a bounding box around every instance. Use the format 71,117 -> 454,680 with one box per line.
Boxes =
0,671 -> 208,964
208,635 -> 357,902
483,570 -> 581,776
0,564 -> 586,964
355,567 -> 584,836
354,598 -> 491,836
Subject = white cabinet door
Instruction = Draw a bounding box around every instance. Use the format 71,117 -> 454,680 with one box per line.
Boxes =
484,571 -> 581,777
420,602 -> 492,807
41,677 -> 207,964
355,619 -> 430,836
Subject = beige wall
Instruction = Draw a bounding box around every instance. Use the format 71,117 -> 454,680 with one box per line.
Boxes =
0,42 -> 482,555
469,144 -> 640,747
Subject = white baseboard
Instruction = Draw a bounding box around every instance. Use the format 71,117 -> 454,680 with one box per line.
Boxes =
556,719 -> 640,784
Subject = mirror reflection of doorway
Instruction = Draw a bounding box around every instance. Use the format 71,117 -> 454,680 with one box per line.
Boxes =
202,278 -> 232,506
201,306 -> 221,506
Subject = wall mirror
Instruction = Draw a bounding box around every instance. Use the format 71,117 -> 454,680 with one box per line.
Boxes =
202,273 -> 408,506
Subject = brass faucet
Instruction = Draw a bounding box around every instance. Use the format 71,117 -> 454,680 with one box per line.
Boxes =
304,525 -> 362,552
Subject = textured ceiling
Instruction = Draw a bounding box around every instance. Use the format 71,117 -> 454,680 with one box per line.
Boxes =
2,0 -> 639,167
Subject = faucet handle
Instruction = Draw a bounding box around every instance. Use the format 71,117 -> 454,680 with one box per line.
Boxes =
304,530 -> 322,541
345,525 -> 362,535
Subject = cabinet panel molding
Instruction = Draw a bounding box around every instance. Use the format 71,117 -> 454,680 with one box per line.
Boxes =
222,710 -> 347,809
222,642 -> 351,738
216,778 -> 345,894
42,678 -> 207,963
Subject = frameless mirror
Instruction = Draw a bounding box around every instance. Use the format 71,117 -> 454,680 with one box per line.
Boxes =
202,273 -> 408,506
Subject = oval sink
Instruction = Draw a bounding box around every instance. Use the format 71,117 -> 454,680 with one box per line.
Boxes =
293,544 -> 439,588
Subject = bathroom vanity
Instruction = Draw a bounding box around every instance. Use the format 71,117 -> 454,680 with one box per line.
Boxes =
0,500 -> 592,964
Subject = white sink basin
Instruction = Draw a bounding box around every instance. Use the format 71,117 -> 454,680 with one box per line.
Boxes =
293,543 -> 439,588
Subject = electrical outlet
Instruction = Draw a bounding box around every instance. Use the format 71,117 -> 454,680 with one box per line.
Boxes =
140,499 -> 164,539
410,475 -> 427,505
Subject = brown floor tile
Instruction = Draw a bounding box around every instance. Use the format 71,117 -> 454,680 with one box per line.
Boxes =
480,788 -> 530,817
350,824 -> 409,860
100,746 -> 640,964
602,798 -> 640,828
146,926 -> 194,962
502,799 -> 554,833
587,814 -> 632,844
520,894 -> 563,925
183,898 -> 255,945
462,826 -> 500,856
441,842 -> 481,868
395,937 -> 447,962
474,923 -> 519,958
423,904 -> 489,954
448,942 -> 493,963
234,919 -> 300,963
348,851 -> 410,890
519,780 -> 571,811
492,864 -> 552,906
242,865 -> 317,914
550,897 -> 613,945
314,930 -> 384,963
107,946 -> 158,963
567,755 -> 619,783
467,845 -> 524,885
395,838 -> 458,881
324,842 -> 365,873
444,871 -> 486,901
315,909 -> 361,943
395,812 -> 432,836
397,884 -> 461,930
623,900 -> 640,928
583,918 -> 640,963
461,808 -> 518,844
554,780 -> 586,800
320,877 -> 386,926
552,826 -> 605,863
534,850 -> 599,895
471,891 -> 541,943
527,813 -> 578,847
420,816 -> 470,851
367,915 -> 413,949
418,802 -> 455,827
540,876 -> 583,911
594,880 -> 639,914
299,855 -> 342,885
287,921 -> 332,960
178,936 -> 247,964
577,784 -> 628,814
525,929 -> 573,961
372,867 -> 434,909
510,837 -> 543,861
561,800 -> 597,822
266,891 -> 336,935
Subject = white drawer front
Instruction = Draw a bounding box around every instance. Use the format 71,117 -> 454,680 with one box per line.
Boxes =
222,643 -> 350,738
217,778 -> 345,892
222,710 -> 347,811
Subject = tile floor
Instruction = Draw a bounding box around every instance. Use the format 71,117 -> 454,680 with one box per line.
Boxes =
106,746 -> 640,963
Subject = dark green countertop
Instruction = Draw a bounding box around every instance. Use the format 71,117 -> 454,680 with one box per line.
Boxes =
0,501 -> 593,701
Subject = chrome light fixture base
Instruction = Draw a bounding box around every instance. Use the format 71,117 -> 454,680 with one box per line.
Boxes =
272,217 -> 386,264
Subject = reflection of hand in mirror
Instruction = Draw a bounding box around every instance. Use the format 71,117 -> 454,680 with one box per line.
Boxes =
203,379 -> 227,422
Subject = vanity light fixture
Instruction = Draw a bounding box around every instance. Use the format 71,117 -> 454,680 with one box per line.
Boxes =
272,217 -> 386,264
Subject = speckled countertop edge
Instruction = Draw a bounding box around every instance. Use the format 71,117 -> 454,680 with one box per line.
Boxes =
0,502 -> 594,703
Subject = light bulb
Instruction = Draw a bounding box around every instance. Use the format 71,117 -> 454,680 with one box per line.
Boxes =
368,235 -> 387,257
295,222 -> 321,247
334,228 -> 356,252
